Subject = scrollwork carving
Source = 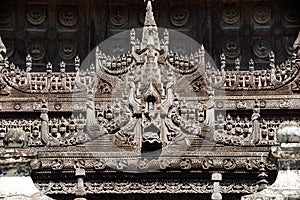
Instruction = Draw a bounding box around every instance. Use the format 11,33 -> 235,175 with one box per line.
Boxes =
223,159 -> 236,170
94,160 -> 106,170
179,158 -> 192,170
51,159 -> 64,170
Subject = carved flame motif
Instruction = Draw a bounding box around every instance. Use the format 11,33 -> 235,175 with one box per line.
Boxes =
86,0 -> 208,157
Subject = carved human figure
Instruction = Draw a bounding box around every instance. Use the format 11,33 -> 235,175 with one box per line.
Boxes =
251,100 -> 261,145
86,86 -> 105,140
40,110 -> 49,144
205,86 -> 215,132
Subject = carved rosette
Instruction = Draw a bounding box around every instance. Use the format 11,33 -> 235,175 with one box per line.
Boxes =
253,5 -> 271,25
284,7 -> 300,24
59,42 -> 77,60
109,5 -> 128,27
27,41 -> 45,61
0,6 -> 13,26
221,5 -> 240,25
58,6 -> 78,27
222,39 -> 241,58
170,7 -> 190,27
26,5 -> 46,26
253,40 -> 271,59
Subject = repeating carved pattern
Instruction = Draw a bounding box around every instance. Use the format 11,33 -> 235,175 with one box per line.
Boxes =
58,6 -> 78,27
203,51 -> 300,91
253,5 -> 271,25
222,39 -> 241,58
170,7 -> 190,27
284,7 -> 300,24
110,6 -> 128,27
35,179 -> 213,195
27,41 -> 46,61
253,40 -> 271,59
221,5 -> 240,25
58,42 -> 77,60
0,6 -> 13,26
0,1 -> 299,199
26,5 -> 47,26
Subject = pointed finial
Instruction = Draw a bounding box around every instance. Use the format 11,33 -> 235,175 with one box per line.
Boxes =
220,53 -> 226,69
144,0 -> 156,26
0,37 -> 7,55
249,58 -> 254,72
26,54 -> 32,72
75,55 -> 80,71
46,62 -> 52,73
60,61 -> 65,73
235,57 -> 240,71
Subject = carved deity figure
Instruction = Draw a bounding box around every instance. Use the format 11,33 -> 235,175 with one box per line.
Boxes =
251,100 -> 261,145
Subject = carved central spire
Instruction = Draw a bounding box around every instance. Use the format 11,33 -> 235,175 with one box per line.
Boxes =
144,0 -> 156,26
141,0 -> 159,50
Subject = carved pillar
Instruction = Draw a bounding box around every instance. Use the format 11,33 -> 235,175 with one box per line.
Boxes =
211,172 -> 222,200
0,129 -> 53,199
242,122 -> 300,200
257,159 -> 269,192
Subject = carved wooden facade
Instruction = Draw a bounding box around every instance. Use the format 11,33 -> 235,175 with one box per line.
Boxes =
0,0 -> 299,200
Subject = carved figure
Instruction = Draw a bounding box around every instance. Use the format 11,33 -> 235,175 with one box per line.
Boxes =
251,100 -> 261,145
